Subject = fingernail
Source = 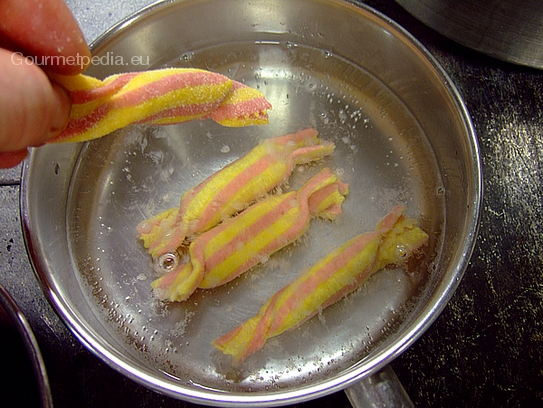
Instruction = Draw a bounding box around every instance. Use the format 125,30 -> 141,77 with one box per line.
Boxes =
49,83 -> 71,136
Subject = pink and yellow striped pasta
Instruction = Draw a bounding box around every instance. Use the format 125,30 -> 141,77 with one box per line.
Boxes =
212,205 -> 429,363
151,168 -> 348,302
137,128 -> 335,259
49,68 -> 272,143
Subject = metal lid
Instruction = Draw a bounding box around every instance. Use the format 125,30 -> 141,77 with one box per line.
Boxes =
396,0 -> 543,69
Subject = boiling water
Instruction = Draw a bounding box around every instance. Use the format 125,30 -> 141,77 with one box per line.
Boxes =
67,41 -> 444,392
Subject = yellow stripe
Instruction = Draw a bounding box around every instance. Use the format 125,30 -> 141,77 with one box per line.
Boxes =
181,133 -> 328,226
50,72 -> 104,92
138,207 -> 178,249
218,160 -> 289,216
211,205 -> 299,278
114,80 -> 232,107
205,194 -> 298,260
217,116 -> 270,127
62,83 -> 232,143
181,143 -> 270,222
217,140 -> 334,214
220,85 -> 261,105
269,237 -> 381,334
200,196 -> 300,286
314,190 -> 345,217
110,69 -> 207,93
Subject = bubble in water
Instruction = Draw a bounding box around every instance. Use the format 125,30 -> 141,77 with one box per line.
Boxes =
338,109 -> 348,124
155,252 -> 180,273
181,52 -> 193,62
395,244 -> 408,259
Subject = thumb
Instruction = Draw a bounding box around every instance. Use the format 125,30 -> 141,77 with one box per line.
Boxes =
0,49 -> 70,160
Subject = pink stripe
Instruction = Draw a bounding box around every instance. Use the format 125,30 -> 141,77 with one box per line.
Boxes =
148,222 -> 186,255
52,103 -> 110,141
178,187 -> 202,219
214,322 -> 245,346
307,183 -> 337,216
319,267 -> 374,310
269,232 -> 381,335
295,168 -> 335,204
140,101 -> 223,123
176,145 -> 268,220
70,73 -> 138,104
267,208 -> 406,333
211,97 -> 272,122
201,194 -> 296,278
271,128 -> 318,147
378,205 -> 406,229
179,129 -> 318,219
191,154 -> 277,233
111,71 -> 230,109
243,289 -> 286,358
207,171 -> 341,285
155,264 -> 187,289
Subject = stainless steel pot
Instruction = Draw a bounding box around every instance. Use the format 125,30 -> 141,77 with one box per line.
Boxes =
21,0 -> 482,406
396,0 -> 543,69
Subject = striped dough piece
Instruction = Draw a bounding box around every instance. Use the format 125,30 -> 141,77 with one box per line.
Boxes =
152,168 -> 348,302
212,205 -> 429,363
49,68 -> 272,143
137,128 -> 335,259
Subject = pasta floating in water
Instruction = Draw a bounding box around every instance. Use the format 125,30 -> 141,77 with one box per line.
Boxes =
49,68 -> 272,143
137,128 -> 334,259
152,168 -> 348,302
212,205 -> 428,363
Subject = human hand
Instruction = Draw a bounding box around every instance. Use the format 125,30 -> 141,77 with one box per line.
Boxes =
0,0 -> 91,168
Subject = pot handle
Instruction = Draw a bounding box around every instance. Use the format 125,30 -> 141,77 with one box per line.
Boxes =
344,365 -> 414,408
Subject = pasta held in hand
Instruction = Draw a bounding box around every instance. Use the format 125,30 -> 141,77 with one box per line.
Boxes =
49,68 -> 272,143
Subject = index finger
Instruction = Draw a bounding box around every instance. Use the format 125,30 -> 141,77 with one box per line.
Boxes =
0,0 -> 91,75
